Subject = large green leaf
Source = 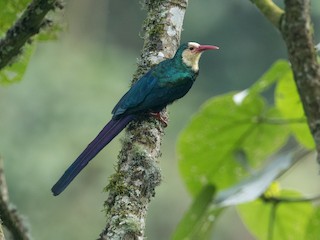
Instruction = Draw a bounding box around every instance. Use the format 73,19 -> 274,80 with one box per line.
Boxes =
249,60 -> 291,94
238,190 -> 313,240
172,185 -> 219,240
178,92 -> 289,196
275,69 -> 314,148
305,206 -> 320,239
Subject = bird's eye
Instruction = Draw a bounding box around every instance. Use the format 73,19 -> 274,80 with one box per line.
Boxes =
189,47 -> 194,51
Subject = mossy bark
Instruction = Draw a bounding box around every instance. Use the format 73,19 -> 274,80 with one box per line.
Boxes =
99,0 -> 188,239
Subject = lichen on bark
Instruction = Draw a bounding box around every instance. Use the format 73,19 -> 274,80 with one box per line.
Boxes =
99,0 -> 188,239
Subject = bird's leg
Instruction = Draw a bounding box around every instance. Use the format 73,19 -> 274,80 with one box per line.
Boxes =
149,112 -> 168,127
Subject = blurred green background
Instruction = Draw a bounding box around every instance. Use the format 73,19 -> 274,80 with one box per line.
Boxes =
0,0 -> 320,239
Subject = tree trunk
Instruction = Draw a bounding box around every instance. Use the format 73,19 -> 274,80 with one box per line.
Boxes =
99,0 -> 188,239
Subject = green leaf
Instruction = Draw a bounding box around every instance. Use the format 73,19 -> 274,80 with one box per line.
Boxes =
305,206 -> 320,239
275,69 -> 314,148
178,92 -> 289,196
0,0 -> 30,36
172,185 -> 220,240
0,44 -> 35,85
250,60 -> 291,94
238,190 -> 313,240
214,151 -> 304,207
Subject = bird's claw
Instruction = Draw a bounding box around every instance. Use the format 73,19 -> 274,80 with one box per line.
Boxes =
150,112 -> 168,127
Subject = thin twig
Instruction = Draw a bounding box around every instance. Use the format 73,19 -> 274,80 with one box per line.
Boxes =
262,194 -> 320,204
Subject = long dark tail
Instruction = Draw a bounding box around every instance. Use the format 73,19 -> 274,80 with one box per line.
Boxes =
51,115 -> 135,196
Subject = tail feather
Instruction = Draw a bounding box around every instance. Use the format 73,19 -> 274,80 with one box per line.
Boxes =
51,115 -> 135,196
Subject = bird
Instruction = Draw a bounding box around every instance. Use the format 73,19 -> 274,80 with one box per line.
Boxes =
51,42 -> 219,196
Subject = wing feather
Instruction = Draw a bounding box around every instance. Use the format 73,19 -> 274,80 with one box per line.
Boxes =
112,70 -> 158,117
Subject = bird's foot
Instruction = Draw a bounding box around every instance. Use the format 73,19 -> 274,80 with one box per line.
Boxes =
150,112 -> 168,128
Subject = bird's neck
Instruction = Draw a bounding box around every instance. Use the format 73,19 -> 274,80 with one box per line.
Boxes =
172,55 -> 199,74
181,51 -> 202,72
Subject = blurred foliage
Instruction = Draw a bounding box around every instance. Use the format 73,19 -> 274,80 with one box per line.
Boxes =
275,70 -> 315,148
0,0 -> 320,240
0,45 -> 35,85
176,60 -> 320,239
172,185 -> 218,240
305,206 -> 320,239
178,90 -> 289,195
0,0 -> 32,85
0,0 -> 30,36
214,153 -> 297,207
0,0 -> 62,85
238,190 -> 313,240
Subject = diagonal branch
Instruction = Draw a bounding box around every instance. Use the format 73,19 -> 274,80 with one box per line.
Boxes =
249,0 -> 320,161
99,0 -> 188,239
249,0 -> 284,28
0,0 -> 61,70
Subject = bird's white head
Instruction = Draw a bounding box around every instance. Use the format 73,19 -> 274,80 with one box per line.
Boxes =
181,42 -> 219,72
